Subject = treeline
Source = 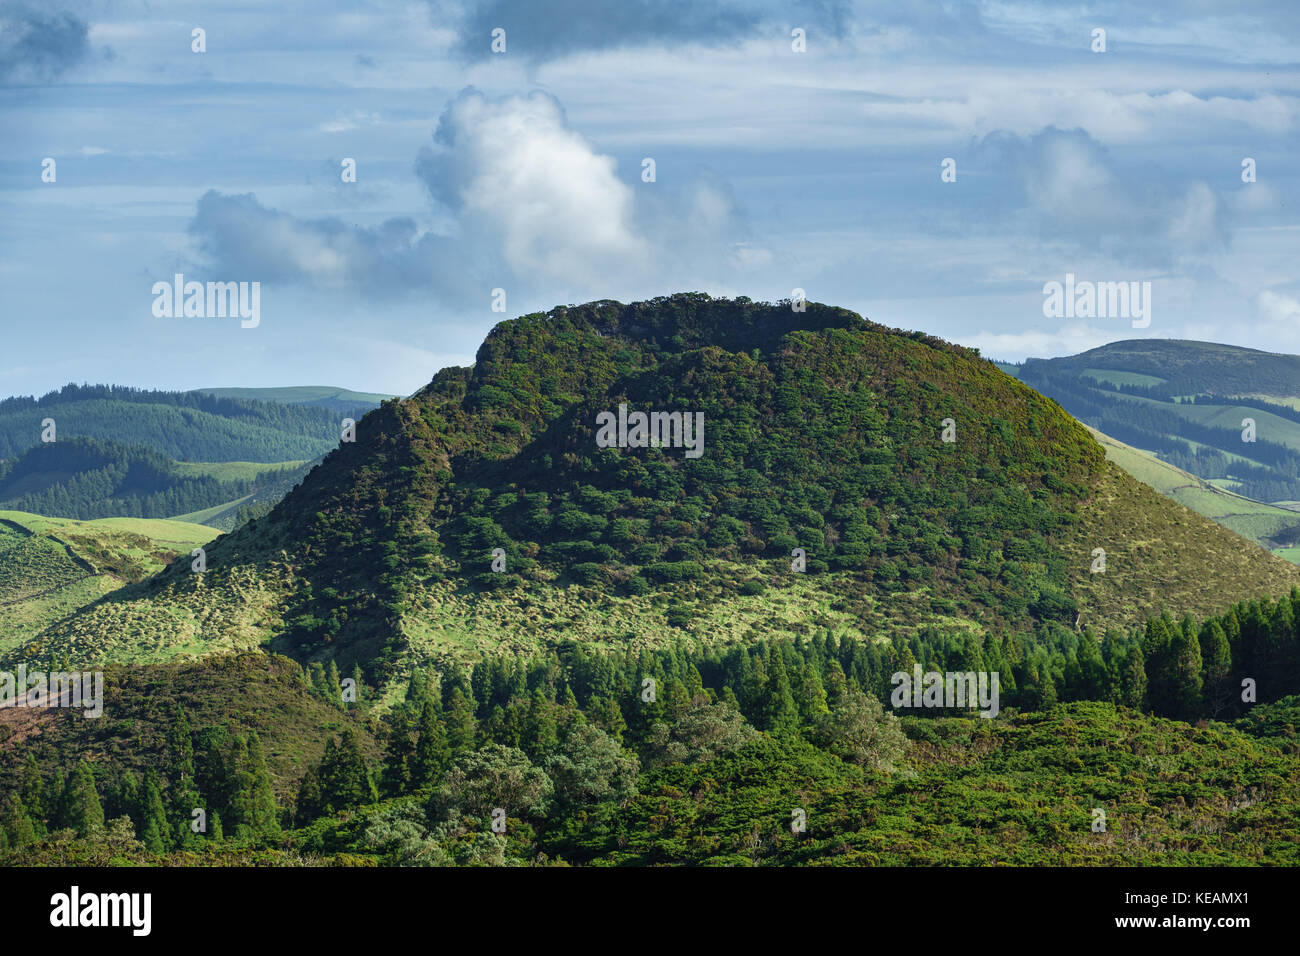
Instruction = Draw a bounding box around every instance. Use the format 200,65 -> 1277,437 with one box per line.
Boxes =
1021,343 -> 1300,399
0,713 -> 279,853
0,436 -> 307,521
6,588 -> 1300,860
0,383 -> 355,461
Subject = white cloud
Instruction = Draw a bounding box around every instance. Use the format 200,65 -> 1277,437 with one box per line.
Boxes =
418,89 -> 649,286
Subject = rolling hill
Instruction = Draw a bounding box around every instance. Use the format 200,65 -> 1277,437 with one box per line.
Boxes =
0,509 -> 218,658
193,386 -> 397,417
1085,426 -> 1300,552
0,436 -> 312,530
1010,340 -> 1300,504
7,295 -> 1299,687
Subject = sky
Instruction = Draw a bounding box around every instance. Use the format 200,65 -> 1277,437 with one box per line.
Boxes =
1,0 -> 1298,397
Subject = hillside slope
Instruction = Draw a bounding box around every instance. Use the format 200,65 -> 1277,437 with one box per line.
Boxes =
0,510 -> 217,657
0,384 -> 346,462
1022,339 -> 1300,396
1086,425 -> 1300,555
0,436 -> 311,527
8,295 -> 1299,683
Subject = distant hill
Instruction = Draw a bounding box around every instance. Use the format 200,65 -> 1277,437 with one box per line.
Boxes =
193,386 -> 397,417
0,383 -> 347,463
11,294 -> 1299,685
1005,340 -> 1300,506
0,436 -> 311,527
1021,339 -> 1300,396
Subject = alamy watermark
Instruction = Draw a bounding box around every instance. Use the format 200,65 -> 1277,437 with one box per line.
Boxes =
0,666 -> 103,718
595,403 -> 704,459
1042,273 -> 1151,329
890,666 -> 999,718
152,273 -> 260,328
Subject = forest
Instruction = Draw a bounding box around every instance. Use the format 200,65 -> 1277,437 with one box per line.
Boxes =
0,383 -> 359,462
4,589 -> 1299,865
0,437 -> 309,521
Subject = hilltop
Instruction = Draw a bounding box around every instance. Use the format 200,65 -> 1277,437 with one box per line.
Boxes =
8,295 -> 1299,685
193,386 -> 396,417
0,383 -> 355,463
1021,339 -> 1300,397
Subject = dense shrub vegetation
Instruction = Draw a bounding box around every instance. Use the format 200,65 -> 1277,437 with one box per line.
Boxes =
5,593 -> 1300,865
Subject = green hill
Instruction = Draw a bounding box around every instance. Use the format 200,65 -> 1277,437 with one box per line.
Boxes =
1012,340 -> 1300,503
0,383 -> 347,463
0,509 -> 217,657
1023,339 -> 1300,396
1086,425 -> 1300,560
194,386 -> 397,417
0,436 -> 311,528
8,295 -> 1299,685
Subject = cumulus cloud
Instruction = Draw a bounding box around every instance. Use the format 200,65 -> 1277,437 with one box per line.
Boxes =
417,88 -> 649,286
1257,289 -> 1300,324
186,191 -> 474,298
185,88 -> 759,303
0,3 -> 89,83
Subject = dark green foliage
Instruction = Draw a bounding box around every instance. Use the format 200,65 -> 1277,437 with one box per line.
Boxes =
0,383 -> 349,461
59,762 -> 104,836
410,699 -> 452,789
229,732 -> 282,841
300,729 -> 378,818
0,436 -> 310,521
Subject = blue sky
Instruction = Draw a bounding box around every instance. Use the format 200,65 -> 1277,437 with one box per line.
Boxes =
2,0 -> 1298,397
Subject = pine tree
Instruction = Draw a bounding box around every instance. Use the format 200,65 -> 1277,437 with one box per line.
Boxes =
1039,669 -> 1058,708
796,662 -> 830,723
348,664 -> 365,708
61,762 -> 104,836
19,754 -> 47,837
318,729 -> 377,812
823,659 -> 848,705
1169,628 -> 1204,720
1199,620 -> 1233,718
759,647 -> 800,734
410,698 -> 452,789
166,711 -> 202,847
1120,646 -> 1147,710
1,792 -> 36,849
325,661 -> 345,708
587,696 -> 626,743
1072,630 -> 1108,701
522,688 -> 558,759
381,708 -> 415,796
445,687 -> 477,754
294,767 -> 324,825
229,732 -> 281,840
138,771 -> 173,853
